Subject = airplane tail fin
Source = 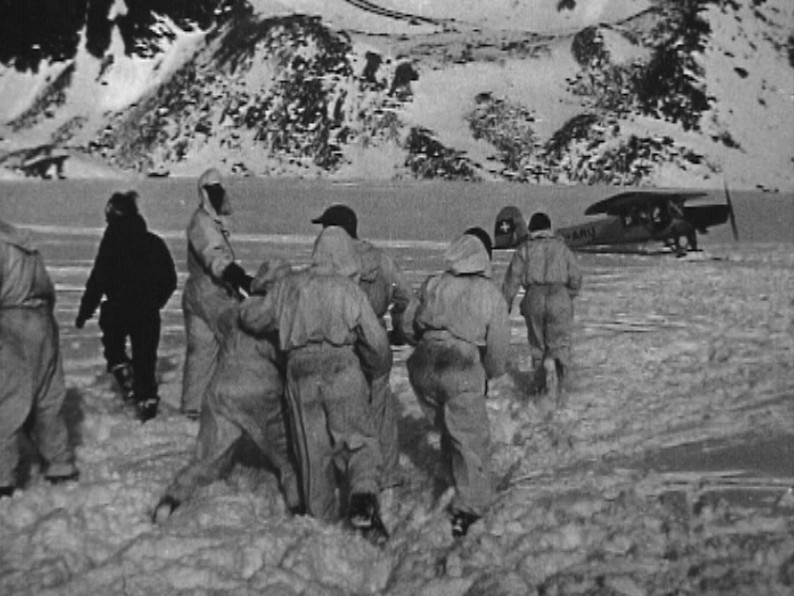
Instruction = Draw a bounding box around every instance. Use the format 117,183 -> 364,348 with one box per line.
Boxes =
494,205 -> 528,250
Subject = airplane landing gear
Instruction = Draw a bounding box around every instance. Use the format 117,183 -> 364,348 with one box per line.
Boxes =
673,231 -> 698,256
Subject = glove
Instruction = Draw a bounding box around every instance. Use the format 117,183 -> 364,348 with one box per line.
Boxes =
222,262 -> 253,296
75,315 -> 87,329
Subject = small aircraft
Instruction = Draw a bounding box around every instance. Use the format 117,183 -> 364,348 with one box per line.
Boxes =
494,186 -> 739,255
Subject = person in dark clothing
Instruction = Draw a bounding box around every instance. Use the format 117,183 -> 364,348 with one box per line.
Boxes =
75,191 -> 177,422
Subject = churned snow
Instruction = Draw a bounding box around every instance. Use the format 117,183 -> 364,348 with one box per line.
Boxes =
0,180 -> 792,595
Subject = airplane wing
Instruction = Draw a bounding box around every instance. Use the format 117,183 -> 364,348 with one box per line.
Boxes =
584,191 -> 709,216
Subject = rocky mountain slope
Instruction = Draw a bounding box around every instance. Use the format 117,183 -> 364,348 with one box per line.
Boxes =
0,0 -> 791,190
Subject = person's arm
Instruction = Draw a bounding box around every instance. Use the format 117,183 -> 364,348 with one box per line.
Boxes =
76,233 -> 111,327
154,235 -> 178,309
189,213 -> 251,294
500,248 -> 525,314
482,290 -> 511,380
383,254 -> 416,345
188,213 -> 234,280
238,293 -> 277,336
565,248 -> 582,299
383,254 -> 413,315
355,292 -> 393,380
400,276 -> 433,346
221,262 -> 253,295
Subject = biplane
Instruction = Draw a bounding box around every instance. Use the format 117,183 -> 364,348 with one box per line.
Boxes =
494,187 -> 739,255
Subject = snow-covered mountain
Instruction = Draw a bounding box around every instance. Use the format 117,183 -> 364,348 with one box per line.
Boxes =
0,0 -> 792,190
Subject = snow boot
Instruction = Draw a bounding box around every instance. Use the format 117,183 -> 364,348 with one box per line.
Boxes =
136,396 -> 159,423
529,357 -> 545,395
554,360 -> 567,409
543,358 -> 558,404
46,470 -> 80,485
348,492 -> 389,546
152,495 -> 181,524
448,507 -> 481,538
111,362 -> 135,402
281,473 -> 304,516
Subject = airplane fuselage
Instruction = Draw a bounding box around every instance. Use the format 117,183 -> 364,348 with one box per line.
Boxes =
558,216 -> 644,247
558,215 -> 695,249
494,195 -> 733,254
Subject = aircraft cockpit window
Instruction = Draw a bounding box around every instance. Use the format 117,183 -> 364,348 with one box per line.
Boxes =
651,205 -> 662,223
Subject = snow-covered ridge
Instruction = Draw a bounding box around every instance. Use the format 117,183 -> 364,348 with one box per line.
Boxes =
0,0 -> 792,190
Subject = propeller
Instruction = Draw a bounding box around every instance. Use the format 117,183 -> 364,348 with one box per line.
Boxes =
724,179 -> 739,241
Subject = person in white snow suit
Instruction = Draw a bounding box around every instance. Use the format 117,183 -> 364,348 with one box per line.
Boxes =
312,204 -> 415,489
75,191 -> 177,422
501,211 -> 582,406
405,230 -> 510,537
239,227 -> 392,543
181,168 -> 253,419
1,216 -> 78,497
153,258 -> 300,523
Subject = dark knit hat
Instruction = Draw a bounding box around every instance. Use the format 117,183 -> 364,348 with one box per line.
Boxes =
528,212 -> 552,233
311,204 -> 358,239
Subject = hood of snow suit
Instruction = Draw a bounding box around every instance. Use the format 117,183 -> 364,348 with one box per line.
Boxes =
197,168 -> 233,217
312,226 -> 362,278
0,218 -> 35,253
444,234 -> 492,278
107,211 -> 147,239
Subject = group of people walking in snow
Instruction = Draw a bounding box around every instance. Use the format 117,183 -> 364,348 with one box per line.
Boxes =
0,167 -> 581,542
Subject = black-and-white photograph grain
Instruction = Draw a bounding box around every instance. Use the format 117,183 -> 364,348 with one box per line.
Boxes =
1,1 -> 792,595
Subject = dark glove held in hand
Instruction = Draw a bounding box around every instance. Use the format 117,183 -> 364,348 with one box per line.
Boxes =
223,262 -> 253,295
388,328 -> 406,347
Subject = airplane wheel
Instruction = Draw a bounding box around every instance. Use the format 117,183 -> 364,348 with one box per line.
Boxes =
674,233 -> 695,254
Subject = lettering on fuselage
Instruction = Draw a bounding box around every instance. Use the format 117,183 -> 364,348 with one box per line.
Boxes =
560,226 -> 596,244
